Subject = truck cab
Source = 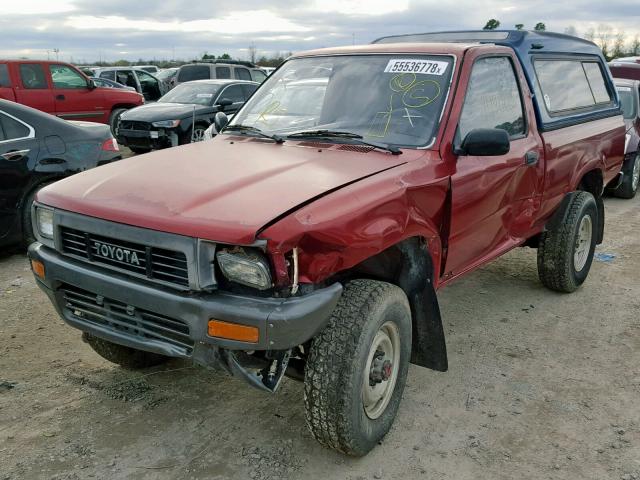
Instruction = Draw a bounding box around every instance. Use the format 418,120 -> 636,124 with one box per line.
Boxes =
28,31 -> 624,457
0,60 -> 144,133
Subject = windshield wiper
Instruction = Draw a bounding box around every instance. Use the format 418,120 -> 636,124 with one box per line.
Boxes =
286,130 -> 402,155
223,124 -> 284,144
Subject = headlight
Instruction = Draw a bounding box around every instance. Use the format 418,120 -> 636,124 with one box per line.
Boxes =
217,250 -> 272,290
36,206 -> 54,239
152,119 -> 180,128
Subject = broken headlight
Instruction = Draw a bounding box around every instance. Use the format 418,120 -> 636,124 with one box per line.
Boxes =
216,249 -> 272,290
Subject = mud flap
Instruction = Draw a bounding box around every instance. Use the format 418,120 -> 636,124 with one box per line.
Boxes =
546,191 -> 604,244
397,239 -> 448,372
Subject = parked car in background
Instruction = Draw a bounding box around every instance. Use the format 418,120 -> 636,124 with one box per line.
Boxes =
611,79 -> 640,198
156,67 -> 178,89
135,65 -> 160,74
261,66 -> 276,76
0,60 -> 144,135
609,61 -> 640,82
117,79 -> 258,153
93,67 -> 168,102
29,30 -> 624,456
91,77 -> 137,92
176,60 -> 267,85
611,56 -> 640,64
0,99 -> 120,247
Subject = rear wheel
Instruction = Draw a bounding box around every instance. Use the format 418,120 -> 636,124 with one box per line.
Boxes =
109,108 -> 127,136
614,153 -> 640,199
82,333 -> 169,369
304,279 -> 412,456
537,191 -> 598,293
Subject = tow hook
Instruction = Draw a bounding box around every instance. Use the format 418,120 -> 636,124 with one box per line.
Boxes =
369,350 -> 392,386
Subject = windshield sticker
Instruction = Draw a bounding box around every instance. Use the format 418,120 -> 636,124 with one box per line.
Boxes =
196,93 -> 214,98
384,59 -> 449,75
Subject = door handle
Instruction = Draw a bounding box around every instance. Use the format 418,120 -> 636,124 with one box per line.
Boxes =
56,94 -> 65,100
1,149 -> 30,161
524,150 -> 539,166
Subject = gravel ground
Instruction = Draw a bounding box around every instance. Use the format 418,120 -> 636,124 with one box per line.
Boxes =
0,190 -> 638,480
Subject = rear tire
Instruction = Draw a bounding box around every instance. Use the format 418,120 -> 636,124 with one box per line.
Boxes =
614,153 -> 640,199
109,108 -> 127,136
304,279 -> 412,456
82,333 -> 169,369
537,191 -> 598,293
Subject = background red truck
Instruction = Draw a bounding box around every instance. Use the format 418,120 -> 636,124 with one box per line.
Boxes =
29,30 -> 625,456
0,60 -> 143,133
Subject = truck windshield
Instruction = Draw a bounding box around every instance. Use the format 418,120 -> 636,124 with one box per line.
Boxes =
230,55 -> 454,148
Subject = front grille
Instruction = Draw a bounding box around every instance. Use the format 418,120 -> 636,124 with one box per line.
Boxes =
62,285 -> 194,354
60,227 -> 189,288
119,120 -> 151,131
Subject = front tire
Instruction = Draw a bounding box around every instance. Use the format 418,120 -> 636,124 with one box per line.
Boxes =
109,108 -> 127,137
304,280 -> 412,456
82,333 -> 169,369
537,191 -> 598,293
614,153 -> 640,199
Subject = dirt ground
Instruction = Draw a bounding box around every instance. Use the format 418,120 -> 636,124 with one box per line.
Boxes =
1,191 -> 639,480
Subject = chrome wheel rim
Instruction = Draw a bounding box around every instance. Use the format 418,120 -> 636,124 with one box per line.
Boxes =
632,155 -> 640,192
574,214 -> 593,272
362,321 -> 400,420
191,128 -> 206,143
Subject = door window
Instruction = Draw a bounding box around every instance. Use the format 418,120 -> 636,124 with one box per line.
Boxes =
458,56 -> 525,141
136,70 -> 157,88
251,70 -> 267,83
116,70 -> 138,89
0,112 -> 31,141
234,68 -> 252,81
19,64 -> 47,89
219,84 -> 244,103
215,66 -> 231,79
0,65 -> 10,87
177,65 -> 210,82
49,64 -> 88,89
99,70 -> 116,81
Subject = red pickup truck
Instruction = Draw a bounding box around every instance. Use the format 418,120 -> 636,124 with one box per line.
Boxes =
0,60 -> 143,133
29,31 -> 624,456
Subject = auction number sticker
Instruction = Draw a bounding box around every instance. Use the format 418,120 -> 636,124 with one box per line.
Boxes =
384,59 -> 449,75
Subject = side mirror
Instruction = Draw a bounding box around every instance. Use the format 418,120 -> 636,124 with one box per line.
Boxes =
214,111 -> 229,132
217,98 -> 233,109
457,128 -> 510,156
87,79 -> 96,90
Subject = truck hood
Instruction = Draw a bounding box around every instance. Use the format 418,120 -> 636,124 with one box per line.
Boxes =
121,102 -> 213,122
37,137 -> 412,244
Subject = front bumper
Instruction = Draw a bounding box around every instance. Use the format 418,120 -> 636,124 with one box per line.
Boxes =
117,127 -> 180,150
29,243 -> 342,362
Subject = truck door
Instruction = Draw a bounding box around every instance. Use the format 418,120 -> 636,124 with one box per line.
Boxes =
0,110 -> 39,239
48,64 -> 107,123
14,63 -> 55,114
445,54 -> 544,276
0,64 -> 16,101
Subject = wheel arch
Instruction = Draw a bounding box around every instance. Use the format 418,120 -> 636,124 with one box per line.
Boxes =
577,168 -> 605,244
340,236 -> 448,371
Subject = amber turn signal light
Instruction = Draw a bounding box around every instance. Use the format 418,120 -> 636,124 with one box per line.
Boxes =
31,259 -> 45,279
208,319 -> 259,343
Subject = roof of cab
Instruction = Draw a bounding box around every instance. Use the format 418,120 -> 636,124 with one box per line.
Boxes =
292,41 -> 484,58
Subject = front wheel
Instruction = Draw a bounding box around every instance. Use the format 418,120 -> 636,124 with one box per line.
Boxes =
82,333 -> 169,369
304,280 -> 412,456
537,191 -> 598,293
108,108 -> 127,137
180,125 -> 207,145
614,153 -> 640,199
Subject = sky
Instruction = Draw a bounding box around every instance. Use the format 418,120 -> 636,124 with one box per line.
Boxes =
1,0 -> 639,63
